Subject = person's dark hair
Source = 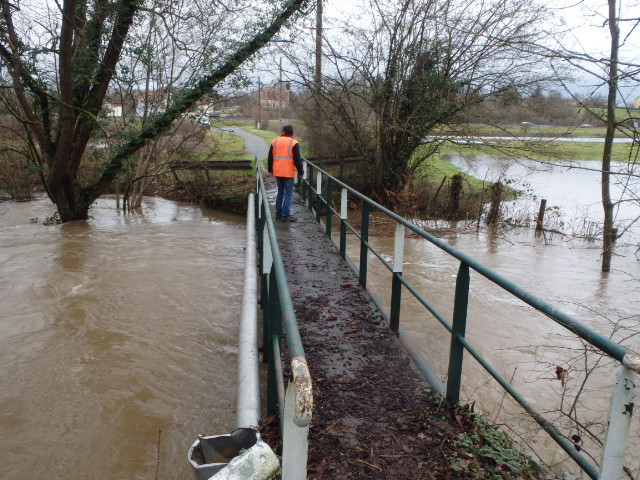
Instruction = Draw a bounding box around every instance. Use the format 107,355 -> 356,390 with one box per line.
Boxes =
282,125 -> 293,136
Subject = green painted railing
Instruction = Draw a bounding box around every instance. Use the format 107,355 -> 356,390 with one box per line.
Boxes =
298,159 -> 639,480
255,165 -> 312,478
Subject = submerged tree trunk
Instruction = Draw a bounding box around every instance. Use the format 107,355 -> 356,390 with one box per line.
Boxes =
601,0 -> 619,272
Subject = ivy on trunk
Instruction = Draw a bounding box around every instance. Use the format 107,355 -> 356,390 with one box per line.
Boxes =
0,0 -> 309,222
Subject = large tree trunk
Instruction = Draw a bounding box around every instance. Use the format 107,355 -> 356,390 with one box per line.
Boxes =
601,0 -> 619,272
0,0 -> 309,223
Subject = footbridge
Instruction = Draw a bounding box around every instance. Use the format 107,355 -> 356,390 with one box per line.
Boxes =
192,156 -> 639,480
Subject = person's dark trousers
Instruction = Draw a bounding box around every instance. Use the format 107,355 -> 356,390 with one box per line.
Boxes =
275,176 -> 295,219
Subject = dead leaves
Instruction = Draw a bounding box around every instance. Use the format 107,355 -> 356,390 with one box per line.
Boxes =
555,366 -> 568,388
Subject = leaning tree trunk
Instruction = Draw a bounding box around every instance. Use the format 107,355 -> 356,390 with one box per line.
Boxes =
601,0 -> 619,272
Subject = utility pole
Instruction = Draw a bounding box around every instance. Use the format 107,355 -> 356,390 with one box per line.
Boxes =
279,58 -> 283,127
315,0 -> 322,94
257,77 -> 262,130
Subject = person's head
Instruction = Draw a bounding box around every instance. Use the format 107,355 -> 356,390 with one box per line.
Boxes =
282,125 -> 293,136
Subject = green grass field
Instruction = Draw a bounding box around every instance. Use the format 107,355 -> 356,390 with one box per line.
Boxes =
436,138 -> 636,162
445,123 -> 633,139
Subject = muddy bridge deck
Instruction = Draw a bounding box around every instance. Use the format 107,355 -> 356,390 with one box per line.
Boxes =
266,185 -> 465,479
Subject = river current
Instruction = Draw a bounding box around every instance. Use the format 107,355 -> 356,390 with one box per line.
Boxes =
0,196 -> 245,479
1,148 -> 639,478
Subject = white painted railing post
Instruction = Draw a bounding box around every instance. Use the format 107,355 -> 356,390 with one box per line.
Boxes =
339,188 -> 349,259
313,171 -> 322,217
281,383 -> 309,479
316,171 -> 322,196
340,188 -> 348,220
394,222 -> 405,272
600,360 -> 637,479
262,221 -> 273,276
390,222 -> 404,333
302,160 -> 309,208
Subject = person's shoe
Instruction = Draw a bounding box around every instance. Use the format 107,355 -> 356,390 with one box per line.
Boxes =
281,216 -> 297,222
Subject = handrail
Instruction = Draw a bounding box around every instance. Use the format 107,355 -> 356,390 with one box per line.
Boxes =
256,165 -> 313,427
236,192 -> 261,428
299,159 -> 639,480
255,162 -> 313,479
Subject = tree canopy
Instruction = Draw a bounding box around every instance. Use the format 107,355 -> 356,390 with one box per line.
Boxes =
0,0 -> 309,222
289,0 -> 555,201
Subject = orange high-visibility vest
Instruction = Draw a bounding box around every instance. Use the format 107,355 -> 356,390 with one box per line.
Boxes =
271,136 -> 299,178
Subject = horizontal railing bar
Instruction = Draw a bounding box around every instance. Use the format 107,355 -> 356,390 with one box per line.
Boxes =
258,171 -> 307,362
236,192 -> 261,429
306,161 -> 633,365
396,273 -> 453,333
365,240 -> 393,273
455,333 -> 600,479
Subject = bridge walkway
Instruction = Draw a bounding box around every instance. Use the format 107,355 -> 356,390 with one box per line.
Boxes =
266,183 -> 465,479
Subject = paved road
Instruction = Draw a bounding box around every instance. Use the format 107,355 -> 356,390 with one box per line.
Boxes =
229,127 -> 270,161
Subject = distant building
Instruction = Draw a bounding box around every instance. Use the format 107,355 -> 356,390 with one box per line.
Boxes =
633,97 -> 640,109
103,90 -> 170,118
259,82 -> 290,110
103,101 -> 123,117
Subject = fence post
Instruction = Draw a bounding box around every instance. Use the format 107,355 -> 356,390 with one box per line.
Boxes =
390,222 -> 404,334
446,261 -> 470,404
325,178 -> 334,237
536,199 -> 547,231
599,364 -> 637,479
340,188 -> 348,259
267,269 -> 282,416
359,202 -> 370,288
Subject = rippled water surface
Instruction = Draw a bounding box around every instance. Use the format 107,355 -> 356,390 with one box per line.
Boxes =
0,196 -> 245,480
347,225 -> 640,475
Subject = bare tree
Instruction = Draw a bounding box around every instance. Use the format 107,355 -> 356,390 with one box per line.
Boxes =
545,0 -> 640,271
286,0 -> 554,202
0,0 -> 309,222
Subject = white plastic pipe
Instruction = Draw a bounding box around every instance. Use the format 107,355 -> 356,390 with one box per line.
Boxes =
236,193 -> 261,428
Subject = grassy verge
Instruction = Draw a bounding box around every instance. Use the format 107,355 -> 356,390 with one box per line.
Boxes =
244,128 -> 278,143
449,124 -> 610,138
437,138 -> 635,162
205,129 -> 252,161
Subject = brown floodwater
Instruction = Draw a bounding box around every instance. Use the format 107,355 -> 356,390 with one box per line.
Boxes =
0,196 -> 245,480
2,192 -> 639,478
343,225 -> 640,476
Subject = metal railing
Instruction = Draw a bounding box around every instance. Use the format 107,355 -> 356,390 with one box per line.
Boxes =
298,159 -> 639,480
255,165 -> 313,480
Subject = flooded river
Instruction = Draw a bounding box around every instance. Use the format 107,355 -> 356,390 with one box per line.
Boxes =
345,154 -> 640,476
1,145 -> 639,478
0,196 -> 245,479
344,225 -> 639,476
446,154 -> 640,242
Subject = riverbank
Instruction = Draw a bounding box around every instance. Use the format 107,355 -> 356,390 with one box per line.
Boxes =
152,169 -> 254,215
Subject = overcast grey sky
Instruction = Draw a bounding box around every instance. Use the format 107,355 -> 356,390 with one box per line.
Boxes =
322,0 -> 639,103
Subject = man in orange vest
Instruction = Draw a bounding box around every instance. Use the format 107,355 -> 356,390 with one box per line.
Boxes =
268,125 -> 304,222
